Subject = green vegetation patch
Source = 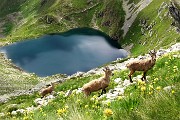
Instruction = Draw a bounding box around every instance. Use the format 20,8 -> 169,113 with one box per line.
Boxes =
122,0 -> 180,56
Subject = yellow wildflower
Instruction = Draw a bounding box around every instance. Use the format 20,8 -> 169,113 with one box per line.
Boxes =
106,100 -> 111,106
149,91 -> 153,95
95,100 -> 99,105
154,78 -> 159,81
23,116 -> 29,120
59,91 -> 65,96
76,99 -> 81,103
92,105 -> 96,108
173,66 -> 178,69
104,108 -> 113,117
172,90 -> 175,94
93,95 -> 97,98
141,86 -> 146,92
65,105 -> 69,109
173,66 -> 178,72
117,96 -> 123,100
156,86 -> 161,91
57,108 -> 67,116
138,80 -> 145,86
85,105 -> 89,108
39,108 -> 43,112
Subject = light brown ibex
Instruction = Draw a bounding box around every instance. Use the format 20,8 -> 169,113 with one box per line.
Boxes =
40,82 -> 55,98
126,50 -> 156,83
82,67 -> 113,96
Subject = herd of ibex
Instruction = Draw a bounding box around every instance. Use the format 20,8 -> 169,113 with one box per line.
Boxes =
40,50 -> 157,98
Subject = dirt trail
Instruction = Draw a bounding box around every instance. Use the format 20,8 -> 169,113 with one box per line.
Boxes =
122,0 -> 152,37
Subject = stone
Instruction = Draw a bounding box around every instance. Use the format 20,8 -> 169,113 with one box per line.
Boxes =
65,90 -> 73,97
45,95 -> 55,100
34,98 -> 42,103
163,86 -> 173,92
114,78 -> 122,84
123,79 -> 132,87
106,93 -> 118,100
114,88 -> 124,95
16,109 -> 25,114
0,113 -> 5,117
11,111 -> 17,115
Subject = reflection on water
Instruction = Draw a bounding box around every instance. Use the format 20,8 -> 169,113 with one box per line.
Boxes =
0,28 -> 128,77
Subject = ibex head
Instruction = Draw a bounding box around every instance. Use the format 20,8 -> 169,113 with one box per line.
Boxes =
149,49 -> 156,59
103,67 -> 113,76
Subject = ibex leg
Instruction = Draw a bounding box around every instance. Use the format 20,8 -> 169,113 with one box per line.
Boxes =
128,71 -> 135,83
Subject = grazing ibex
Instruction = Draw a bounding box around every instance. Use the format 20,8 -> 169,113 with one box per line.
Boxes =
126,50 -> 156,83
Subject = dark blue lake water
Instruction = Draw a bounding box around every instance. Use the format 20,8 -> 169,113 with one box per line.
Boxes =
0,28 -> 128,77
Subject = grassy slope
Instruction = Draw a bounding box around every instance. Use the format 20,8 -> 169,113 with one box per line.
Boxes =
0,0 -> 25,17
0,0 -> 125,42
122,0 -> 180,56
0,53 -> 39,95
0,51 -> 179,120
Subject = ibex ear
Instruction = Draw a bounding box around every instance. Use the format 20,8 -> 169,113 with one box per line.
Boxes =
103,67 -> 109,71
149,50 -> 152,54
153,49 -> 156,53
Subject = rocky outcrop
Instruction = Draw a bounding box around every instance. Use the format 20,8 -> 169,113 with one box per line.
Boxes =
121,0 -> 153,37
169,2 -> 180,32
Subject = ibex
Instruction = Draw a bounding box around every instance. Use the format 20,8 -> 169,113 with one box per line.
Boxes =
82,67 -> 113,96
126,50 -> 156,83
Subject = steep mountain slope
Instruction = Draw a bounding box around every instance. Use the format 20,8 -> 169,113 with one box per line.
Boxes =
122,0 -> 180,55
0,0 -> 125,42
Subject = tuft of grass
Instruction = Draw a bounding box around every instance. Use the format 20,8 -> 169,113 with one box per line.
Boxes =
55,75 -> 101,91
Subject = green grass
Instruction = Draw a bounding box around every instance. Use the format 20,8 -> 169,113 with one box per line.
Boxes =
97,0 -> 125,40
2,22 -> 14,35
122,0 -> 180,56
128,0 -> 141,4
56,75 -> 100,91
0,0 -> 25,17
0,54 -> 40,95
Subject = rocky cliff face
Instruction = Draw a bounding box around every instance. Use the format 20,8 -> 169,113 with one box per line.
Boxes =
169,2 -> 180,32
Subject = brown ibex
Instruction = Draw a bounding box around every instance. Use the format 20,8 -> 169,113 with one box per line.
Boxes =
82,67 -> 113,96
40,82 -> 55,98
126,50 -> 156,83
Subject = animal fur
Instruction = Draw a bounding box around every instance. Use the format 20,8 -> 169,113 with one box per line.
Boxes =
40,82 -> 55,98
82,67 -> 113,96
126,50 -> 156,83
